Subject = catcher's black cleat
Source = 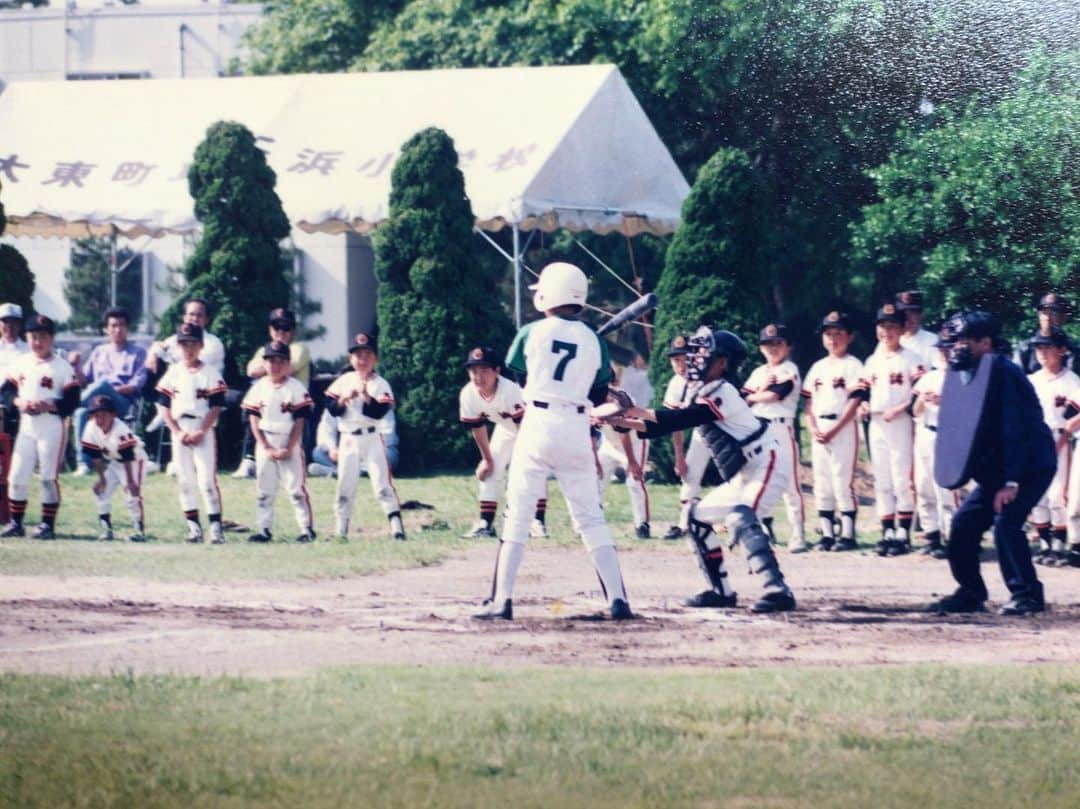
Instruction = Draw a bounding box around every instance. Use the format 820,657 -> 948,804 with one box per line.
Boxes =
611,598 -> 633,620
751,590 -> 796,614
32,523 -> 55,540
927,590 -> 986,614
0,522 -> 26,538
684,589 -> 738,608
833,538 -> 857,552
247,530 -> 272,543
663,525 -> 684,540
473,598 -> 513,621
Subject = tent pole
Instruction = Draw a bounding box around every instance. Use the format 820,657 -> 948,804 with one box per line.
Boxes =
512,222 -> 522,329
109,228 -> 119,309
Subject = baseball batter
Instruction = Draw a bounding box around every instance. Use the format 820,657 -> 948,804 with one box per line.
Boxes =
242,341 -> 315,544
802,312 -> 864,550
155,323 -> 227,544
742,323 -> 807,551
324,332 -> 404,541
0,314 -> 79,539
475,261 -> 631,621
80,394 -> 147,542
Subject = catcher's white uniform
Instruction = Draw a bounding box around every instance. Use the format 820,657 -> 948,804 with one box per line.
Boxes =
80,417 -> 147,529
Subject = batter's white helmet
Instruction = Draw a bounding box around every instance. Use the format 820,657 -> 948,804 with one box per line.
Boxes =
530,262 -> 589,312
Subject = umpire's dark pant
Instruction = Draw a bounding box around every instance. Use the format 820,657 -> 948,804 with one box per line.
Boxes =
947,466 -> 1053,603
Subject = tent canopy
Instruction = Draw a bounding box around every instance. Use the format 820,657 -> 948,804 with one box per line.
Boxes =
0,64 -> 689,239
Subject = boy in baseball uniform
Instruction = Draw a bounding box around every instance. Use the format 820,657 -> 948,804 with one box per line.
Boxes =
742,323 -> 807,551
80,394 -> 147,542
0,314 -> 79,539
912,334 -> 956,558
896,290 -> 938,369
155,323 -> 227,544
459,346 -> 551,539
242,341 -> 316,543
660,335 -> 710,540
1027,328 -> 1080,566
324,332 -> 405,540
596,371 -> 650,538
475,262 -> 631,621
801,312 -> 864,551
857,303 -> 925,556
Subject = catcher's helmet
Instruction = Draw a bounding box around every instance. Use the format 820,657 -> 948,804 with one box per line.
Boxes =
687,325 -> 747,381
530,262 -> 588,312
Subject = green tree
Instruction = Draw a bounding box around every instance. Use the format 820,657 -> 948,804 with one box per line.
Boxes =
851,50 -> 1080,338
160,121 -> 292,384
61,238 -> 142,331
0,179 -> 34,314
374,127 -> 513,472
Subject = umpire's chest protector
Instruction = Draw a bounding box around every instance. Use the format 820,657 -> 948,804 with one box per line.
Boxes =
934,352 -> 995,489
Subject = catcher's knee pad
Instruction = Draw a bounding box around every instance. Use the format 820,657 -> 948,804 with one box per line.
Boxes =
687,506 -> 733,596
724,505 -> 787,591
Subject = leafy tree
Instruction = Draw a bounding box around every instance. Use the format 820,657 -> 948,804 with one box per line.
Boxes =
0,180 -> 34,314
374,127 -> 513,472
851,50 -> 1080,338
61,238 -> 142,332
160,121 -> 292,384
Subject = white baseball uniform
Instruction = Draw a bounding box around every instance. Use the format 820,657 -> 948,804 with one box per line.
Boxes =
1029,367 -> 1080,531
80,417 -> 148,528
900,328 -> 938,370
5,351 -> 78,511
325,371 -> 400,534
861,346 -> 923,521
0,337 -> 28,380
156,361 -> 226,517
597,409 -> 650,528
802,353 -> 864,514
912,368 -> 959,536
459,376 -> 525,507
242,376 -> 315,535
743,359 -> 805,542
154,331 -> 226,378
663,372 -> 708,530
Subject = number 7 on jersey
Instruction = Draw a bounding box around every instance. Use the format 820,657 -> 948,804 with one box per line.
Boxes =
551,340 -> 577,381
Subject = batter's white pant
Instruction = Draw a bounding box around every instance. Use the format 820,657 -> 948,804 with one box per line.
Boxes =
677,429 -> 710,529
810,420 -> 858,513
597,433 -> 650,527
914,424 -> 958,535
868,414 -> 915,520
1032,436 -> 1071,530
503,406 -> 614,551
172,416 -> 221,516
763,419 -> 805,540
95,457 -> 146,528
255,432 -> 313,534
693,440 -> 790,527
8,414 -> 65,504
335,428 -> 400,529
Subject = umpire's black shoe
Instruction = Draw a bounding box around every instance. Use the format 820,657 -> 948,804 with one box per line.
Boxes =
833,538 -> 857,552
927,590 -> 987,614
684,589 -> 738,608
663,525 -> 684,540
611,598 -> 634,620
751,590 -> 796,614
247,530 -> 272,543
998,596 -> 1045,616
0,521 -> 25,538
473,598 -> 513,621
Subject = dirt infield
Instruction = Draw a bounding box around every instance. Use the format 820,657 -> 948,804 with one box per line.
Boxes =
2,544 -> 1078,677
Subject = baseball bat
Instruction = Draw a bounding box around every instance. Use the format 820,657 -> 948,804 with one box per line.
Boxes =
596,293 -> 658,336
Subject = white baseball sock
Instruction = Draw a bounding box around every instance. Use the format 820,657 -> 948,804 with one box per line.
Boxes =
589,545 -> 627,604
492,541 -> 525,605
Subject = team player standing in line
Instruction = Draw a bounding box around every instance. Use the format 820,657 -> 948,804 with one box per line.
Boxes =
660,335 -> 710,540
911,332 -> 956,558
595,371 -> 650,538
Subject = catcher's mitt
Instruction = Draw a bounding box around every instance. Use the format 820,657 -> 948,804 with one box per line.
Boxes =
590,388 -> 634,420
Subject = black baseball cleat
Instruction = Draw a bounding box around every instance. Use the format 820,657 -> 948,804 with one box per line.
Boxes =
998,596 -> 1045,616
921,541 -> 945,556
887,540 -> 911,557
751,590 -> 796,613
473,598 -> 513,621
635,522 -> 651,540
930,544 -> 949,560
833,538 -> 857,552
927,590 -> 987,614
296,531 -> 316,543
817,537 -> 835,552
0,522 -> 26,538
392,530 -> 407,541
663,525 -> 684,540
247,530 -> 272,543
876,539 -> 893,557
684,589 -> 738,608
32,523 -> 55,540
1068,545 -> 1080,567
611,598 -> 634,620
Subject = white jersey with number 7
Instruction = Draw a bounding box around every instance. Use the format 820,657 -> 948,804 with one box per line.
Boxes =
506,317 -> 607,406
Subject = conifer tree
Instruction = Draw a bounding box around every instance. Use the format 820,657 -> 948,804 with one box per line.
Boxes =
0,180 -> 34,314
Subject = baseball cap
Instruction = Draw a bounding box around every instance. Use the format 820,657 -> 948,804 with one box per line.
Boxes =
464,346 -> 499,368
176,323 -> 204,343
0,303 -> 23,321
1037,293 -> 1069,313
666,335 -> 690,357
348,331 -> 378,353
1030,327 -> 1069,348
24,314 -> 56,334
896,290 -> 923,311
263,340 -> 291,360
875,302 -> 905,325
820,311 -> 853,332
86,394 -> 118,415
758,323 -> 789,344
268,307 -> 297,329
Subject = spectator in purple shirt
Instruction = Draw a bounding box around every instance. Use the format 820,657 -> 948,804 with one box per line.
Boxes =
73,308 -> 147,475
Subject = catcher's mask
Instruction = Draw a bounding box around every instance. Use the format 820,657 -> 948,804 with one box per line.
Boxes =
686,325 -> 747,382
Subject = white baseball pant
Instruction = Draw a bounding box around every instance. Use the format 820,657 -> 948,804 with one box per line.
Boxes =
255,431 -> 313,534
172,416 -> 221,515
335,428 -> 400,530
693,444 -> 789,527
914,424 -> 958,535
764,419 -> 805,540
1032,436 -> 1070,530
95,459 -> 146,528
8,415 -> 65,504
868,414 -> 915,519
810,420 -> 859,513
597,434 -> 650,527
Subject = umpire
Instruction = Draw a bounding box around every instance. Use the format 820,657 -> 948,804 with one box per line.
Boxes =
931,311 -> 1053,616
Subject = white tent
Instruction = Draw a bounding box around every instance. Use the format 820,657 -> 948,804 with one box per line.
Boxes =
0,64 -> 688,239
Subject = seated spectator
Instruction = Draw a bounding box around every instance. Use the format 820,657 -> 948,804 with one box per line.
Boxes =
73,308 -> 147,475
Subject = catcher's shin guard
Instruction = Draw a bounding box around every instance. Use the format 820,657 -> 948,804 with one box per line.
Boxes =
687,509 -> 735,598
725,505 -> 789,595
